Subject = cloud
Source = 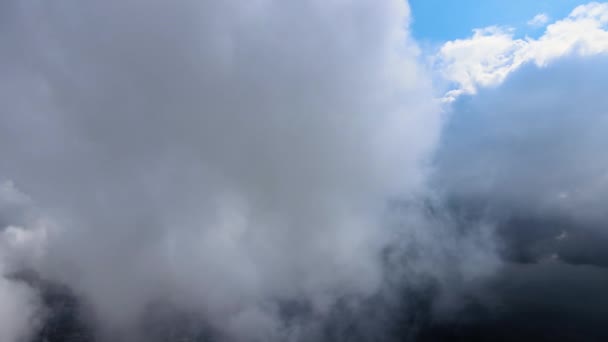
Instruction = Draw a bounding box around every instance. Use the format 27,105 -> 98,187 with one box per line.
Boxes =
0,272 -> 38,342
431,51 -> 608,339
436,56 -> 608,227
527,13 -> 550,27
16,1 -> 608,340
6,1 -> 608,340
0,1 -> 496,341
432,9 -> 608,336
0,182 -> 46,342
437,2 -> 608,100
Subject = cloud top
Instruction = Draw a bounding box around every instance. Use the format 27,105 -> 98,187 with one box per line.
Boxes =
438,2 -> 608,100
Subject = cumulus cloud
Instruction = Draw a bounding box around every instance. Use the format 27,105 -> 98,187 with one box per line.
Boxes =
437,2 -> 608,100
0,1 -> 497,341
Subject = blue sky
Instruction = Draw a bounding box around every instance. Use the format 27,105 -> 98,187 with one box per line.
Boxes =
409,0 -> 589,42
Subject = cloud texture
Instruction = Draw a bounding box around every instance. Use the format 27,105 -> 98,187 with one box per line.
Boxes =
2,1 -> 607,341
430,11 -> 608,339
419,4 -> 608,340
0,1 -> 489,341
437,2 -> 608,100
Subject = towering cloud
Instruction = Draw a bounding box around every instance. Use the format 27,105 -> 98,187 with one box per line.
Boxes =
0,1 -> 487,341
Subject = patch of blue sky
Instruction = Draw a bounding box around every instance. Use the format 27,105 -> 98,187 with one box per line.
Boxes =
409,0 -> 590,42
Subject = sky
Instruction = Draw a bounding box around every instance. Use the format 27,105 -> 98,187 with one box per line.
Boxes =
1,1 -> 608,342
410,0 -> 588,41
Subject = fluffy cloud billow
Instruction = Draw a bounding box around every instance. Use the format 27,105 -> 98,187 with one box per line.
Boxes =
0,1 -> 500,341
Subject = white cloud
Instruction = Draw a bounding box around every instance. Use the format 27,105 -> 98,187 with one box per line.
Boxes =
437,26 -> 529,100
438,2 -> 608,101
528,13 -> 550,27
0,1 -> 495,340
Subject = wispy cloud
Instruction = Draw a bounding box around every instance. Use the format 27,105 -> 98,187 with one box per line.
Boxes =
528,13 -> 550,27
